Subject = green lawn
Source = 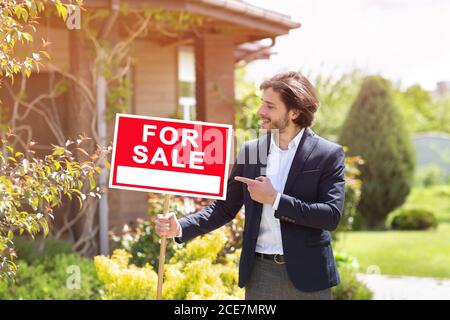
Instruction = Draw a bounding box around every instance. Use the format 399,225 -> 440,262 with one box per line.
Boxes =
336,185 -> 450,278
406,185 -> 450,223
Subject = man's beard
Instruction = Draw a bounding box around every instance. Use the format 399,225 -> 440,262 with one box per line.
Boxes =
262,114 -> 290,133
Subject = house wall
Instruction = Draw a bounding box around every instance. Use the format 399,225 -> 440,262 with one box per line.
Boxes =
107,41 -> 179,231
32,26 -> 71,71
132,41 -> 179,118
195,33 -> 235,125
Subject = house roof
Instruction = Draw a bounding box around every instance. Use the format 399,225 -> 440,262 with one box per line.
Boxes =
193,0 -> 301,31
85,0 -> 300,62
87,0 -> 301,40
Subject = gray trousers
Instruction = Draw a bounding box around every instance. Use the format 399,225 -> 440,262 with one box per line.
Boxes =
245,256 -> 333,300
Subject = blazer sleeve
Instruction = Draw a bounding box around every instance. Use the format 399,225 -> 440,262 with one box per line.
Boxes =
175,143 -> 246,243
274,146 -> 346,231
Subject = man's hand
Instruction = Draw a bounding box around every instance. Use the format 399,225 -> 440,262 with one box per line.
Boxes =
235,176 -> 277,205
155,211 -> 181,238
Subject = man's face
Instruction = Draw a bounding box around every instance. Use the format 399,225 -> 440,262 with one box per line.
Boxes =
257,88 -> 298,132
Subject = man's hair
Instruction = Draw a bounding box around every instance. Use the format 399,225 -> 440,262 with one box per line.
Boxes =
260,71 -> 320,128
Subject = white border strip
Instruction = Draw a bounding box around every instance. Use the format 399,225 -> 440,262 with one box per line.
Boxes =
116,166 -> 221,195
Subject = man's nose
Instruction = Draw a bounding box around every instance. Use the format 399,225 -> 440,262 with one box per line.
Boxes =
257,106 -> 266,117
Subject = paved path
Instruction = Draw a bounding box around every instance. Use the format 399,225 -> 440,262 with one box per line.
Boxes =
357,274 -> 450,300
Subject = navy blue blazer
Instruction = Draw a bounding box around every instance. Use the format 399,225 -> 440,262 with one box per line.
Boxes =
176,128 -> 346,292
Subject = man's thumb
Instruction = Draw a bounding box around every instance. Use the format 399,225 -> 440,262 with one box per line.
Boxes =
166,211 -> 176,221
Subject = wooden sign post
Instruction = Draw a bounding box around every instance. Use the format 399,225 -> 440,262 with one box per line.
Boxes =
156,194 -> 170,300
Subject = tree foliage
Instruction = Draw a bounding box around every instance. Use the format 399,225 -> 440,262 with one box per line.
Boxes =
339,76 -> 415,229
0,132 -> 104,281
0,0 -> 82,80
393,84 -> 450,134
313,69 -> 364,140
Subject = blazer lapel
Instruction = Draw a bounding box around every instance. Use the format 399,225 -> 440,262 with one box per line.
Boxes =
283,127 -> 319,194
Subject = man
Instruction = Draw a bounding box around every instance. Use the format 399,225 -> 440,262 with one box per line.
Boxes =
155,71 -> 346,300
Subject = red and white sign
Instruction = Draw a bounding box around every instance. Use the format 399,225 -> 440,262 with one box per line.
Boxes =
109,114 -> 233,200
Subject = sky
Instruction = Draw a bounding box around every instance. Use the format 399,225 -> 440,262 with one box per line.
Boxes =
246,0 -> 450,90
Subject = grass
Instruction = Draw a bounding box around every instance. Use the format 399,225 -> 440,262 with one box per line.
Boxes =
406,185 -> 450,223
336,185 -> 450,278
336,223 -> 450,278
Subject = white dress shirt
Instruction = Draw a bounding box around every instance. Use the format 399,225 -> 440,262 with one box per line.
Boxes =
255,128 -> 304,255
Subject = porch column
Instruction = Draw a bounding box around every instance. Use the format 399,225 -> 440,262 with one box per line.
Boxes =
194,33 -> 235,125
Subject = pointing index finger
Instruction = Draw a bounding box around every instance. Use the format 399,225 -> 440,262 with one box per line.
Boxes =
234,176 -> 257,185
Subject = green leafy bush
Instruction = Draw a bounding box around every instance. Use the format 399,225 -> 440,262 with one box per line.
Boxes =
0,237 -> 102,299
95,228 -> 244,300
388,207 -> 438,230
0,134 -> 103,280
339,75 -> 415,229
0,253 -> 102,300
332,251 -> 373,300
13,236 -> 74,263
111,218 -> 179,270
112,194 -> 244,269
333,265 -> 373,300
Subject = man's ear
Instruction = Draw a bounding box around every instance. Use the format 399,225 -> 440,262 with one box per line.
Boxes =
291,109 -> 300,121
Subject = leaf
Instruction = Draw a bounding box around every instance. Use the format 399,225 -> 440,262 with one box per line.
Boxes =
55,1 -> 68,20
39,219 -> 49,235
22,32 -> 33,42
22,8 -> 29,22
76,194 -> 83,209
89,175 -> 96,190
52,147 -> 65,156
40,50 -> 51,60
53,160 -> 61,170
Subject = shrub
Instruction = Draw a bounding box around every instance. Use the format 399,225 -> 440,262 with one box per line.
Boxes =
13,236 -> 74,264
332,251 -> 373,300
0,237 -> 102,299
94,249 -> 157,300
339,75 -> 415,229
0,253 -> 102,300
0,134 -> 104,280
111,193 -> 188,269
111,195 -> 244,269
388,207 -> 438,230
111,219 -> 179,270
333,265 -> 373,300
95,228 -> 244,300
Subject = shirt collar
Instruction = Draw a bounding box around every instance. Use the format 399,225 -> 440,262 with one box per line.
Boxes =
270,127 -> 305,152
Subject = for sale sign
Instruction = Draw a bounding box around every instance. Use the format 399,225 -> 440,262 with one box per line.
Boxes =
109,114 -> 233,200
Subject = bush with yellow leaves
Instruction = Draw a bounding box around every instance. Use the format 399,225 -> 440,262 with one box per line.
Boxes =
94,228 -> 244,300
